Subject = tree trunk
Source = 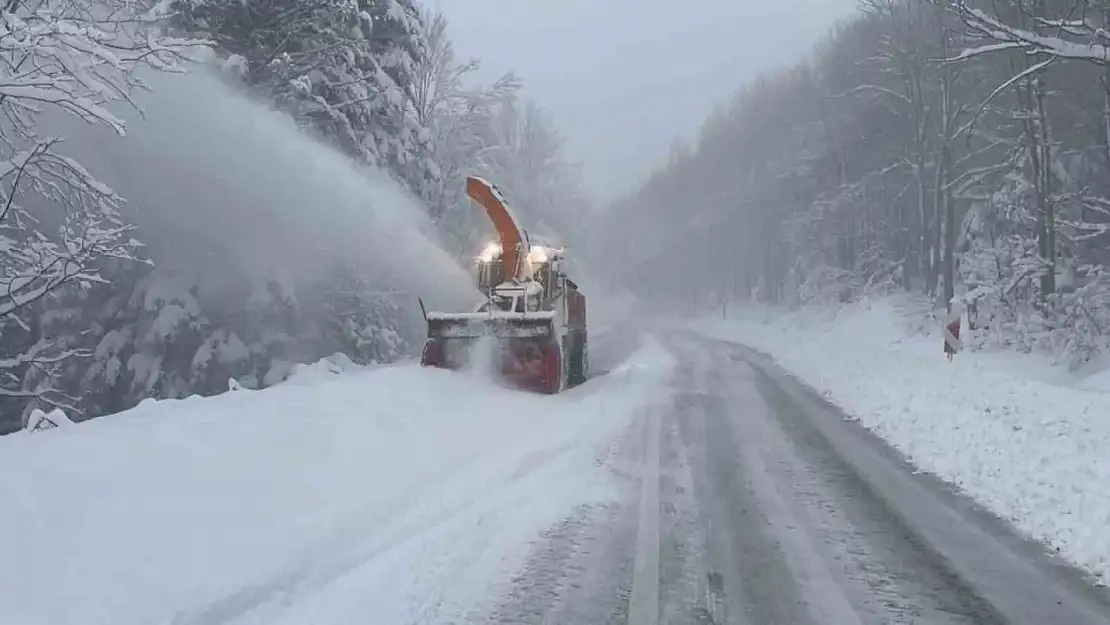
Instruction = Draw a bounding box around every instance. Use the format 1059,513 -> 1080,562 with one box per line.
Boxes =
1035,74 -> 1055,297
1013,1 -> 1054,298
939,19 -> 957,311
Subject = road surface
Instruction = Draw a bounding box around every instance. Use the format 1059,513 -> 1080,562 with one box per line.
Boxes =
484,331 -> 1110,624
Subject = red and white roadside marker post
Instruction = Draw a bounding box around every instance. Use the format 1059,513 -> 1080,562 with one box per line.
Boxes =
943,305 -> 962,362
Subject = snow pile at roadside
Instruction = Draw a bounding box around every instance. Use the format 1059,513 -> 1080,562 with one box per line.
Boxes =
0,340 -> 674,625
23,408 -> 75,432
694,299 -> 1110,584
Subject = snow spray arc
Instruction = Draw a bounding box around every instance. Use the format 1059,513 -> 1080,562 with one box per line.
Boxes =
35,60 -> 477,311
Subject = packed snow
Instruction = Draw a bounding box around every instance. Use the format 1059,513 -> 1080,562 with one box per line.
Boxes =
0,340 -> 674,625
692,297 -> 1110,584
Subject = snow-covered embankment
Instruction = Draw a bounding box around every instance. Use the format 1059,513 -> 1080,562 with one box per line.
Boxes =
0,340 -> 674,625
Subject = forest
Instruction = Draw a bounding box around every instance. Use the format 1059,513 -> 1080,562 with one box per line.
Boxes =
0,0 -> 592,433
609,0 -> 1110,370
9,0 -> 1107,434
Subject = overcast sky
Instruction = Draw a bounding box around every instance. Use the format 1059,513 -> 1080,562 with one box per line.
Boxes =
432,0 -> 859,204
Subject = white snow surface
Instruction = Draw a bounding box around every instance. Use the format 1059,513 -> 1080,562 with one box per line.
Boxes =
0,340 -> 674,625
692,297 -> 1110,585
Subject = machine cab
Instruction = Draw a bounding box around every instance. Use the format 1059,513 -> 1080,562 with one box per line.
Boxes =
471,241 -> 565,311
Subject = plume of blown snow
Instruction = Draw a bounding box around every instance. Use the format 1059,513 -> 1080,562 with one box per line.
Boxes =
38,61 -> 477,311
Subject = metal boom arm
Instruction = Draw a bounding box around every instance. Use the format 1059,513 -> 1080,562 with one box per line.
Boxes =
467,176 -> 530,281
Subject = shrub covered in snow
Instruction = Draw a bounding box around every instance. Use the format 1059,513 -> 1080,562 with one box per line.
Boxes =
24,408 -> 74,432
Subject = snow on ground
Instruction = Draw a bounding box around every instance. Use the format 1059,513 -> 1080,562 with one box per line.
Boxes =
692,297 -> 1110,585
0,339 -> 674,625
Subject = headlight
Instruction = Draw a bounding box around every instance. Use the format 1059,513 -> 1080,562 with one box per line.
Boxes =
528,246 -> 548,263
479,241 -> 501,262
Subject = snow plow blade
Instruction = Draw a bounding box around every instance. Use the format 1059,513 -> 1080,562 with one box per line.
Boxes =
425,312 -> 556,339
420,313 -> 564,394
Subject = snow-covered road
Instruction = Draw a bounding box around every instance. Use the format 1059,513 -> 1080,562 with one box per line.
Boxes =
693,299 -> 1110,586
5,329 -> 1110,624
484,330 -> 1110,624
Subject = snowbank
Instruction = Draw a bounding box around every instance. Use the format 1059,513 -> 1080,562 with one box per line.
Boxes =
0,340 -> 674,625
694,298 -> 1110,584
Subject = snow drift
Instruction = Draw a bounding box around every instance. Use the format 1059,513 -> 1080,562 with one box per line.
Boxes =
0,340 -> 673,625
694,298 -> 1110,584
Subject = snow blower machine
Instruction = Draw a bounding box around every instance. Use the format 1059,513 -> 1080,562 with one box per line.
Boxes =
419,176 -> 588,394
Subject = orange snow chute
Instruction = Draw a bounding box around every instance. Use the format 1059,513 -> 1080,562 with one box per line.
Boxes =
466,176 -> 527,281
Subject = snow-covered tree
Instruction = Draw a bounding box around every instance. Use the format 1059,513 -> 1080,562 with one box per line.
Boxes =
600,0 -> 1110,369
313,262 -> 414,365
172,0 -> 437,198
411,10 -> 521,249
0,0 -> 206,427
